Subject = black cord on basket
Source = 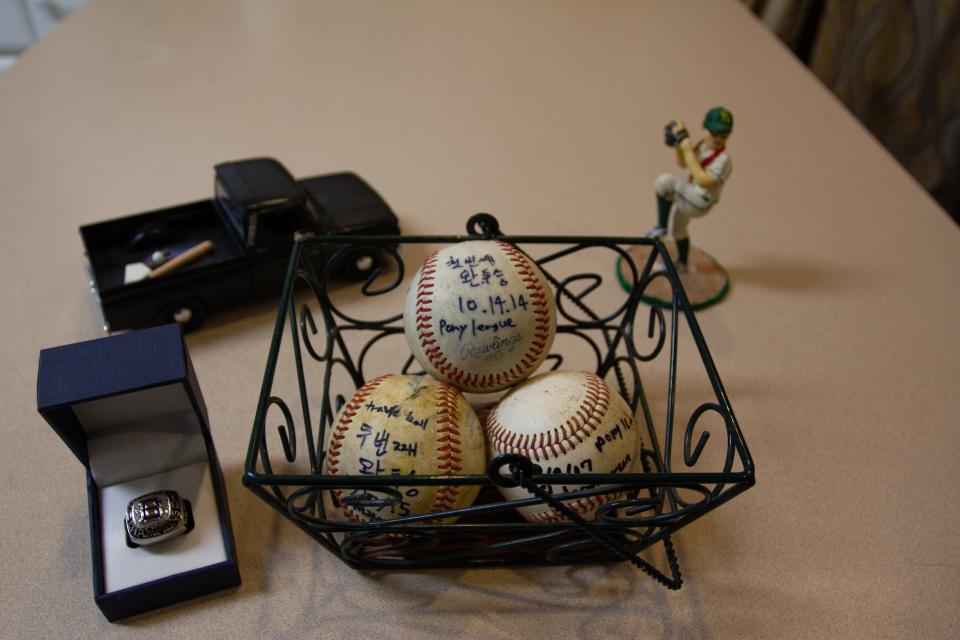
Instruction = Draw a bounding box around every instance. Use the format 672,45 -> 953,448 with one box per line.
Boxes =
514,468 -> 683,590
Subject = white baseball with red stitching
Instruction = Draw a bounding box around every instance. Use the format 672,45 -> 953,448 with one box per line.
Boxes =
484,371 -> 640,523
403,239 -> 556,393
322,374 -> 485,523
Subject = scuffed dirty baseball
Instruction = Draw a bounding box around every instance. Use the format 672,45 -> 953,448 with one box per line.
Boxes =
403,239 -> 557,393
484,370 -> 640,523
322,374 -> 485,523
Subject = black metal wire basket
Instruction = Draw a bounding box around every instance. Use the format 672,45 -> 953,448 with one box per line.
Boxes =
242,213 -> 755,590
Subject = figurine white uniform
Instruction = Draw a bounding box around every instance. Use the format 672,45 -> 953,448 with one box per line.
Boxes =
648,106 -> 734,270
655,142 -> 732,241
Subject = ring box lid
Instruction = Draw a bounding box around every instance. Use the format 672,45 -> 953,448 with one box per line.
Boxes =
37,324 -> 208,468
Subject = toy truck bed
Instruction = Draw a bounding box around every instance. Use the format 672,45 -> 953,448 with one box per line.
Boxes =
80,158 -> 399,332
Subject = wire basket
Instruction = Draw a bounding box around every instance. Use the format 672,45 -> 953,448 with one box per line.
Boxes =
242,213 -> 755,590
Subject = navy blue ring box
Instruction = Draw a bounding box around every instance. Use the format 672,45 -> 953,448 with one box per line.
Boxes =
36,324 -> 240,621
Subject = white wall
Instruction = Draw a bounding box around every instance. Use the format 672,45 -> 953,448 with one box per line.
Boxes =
0,0 -> 88,69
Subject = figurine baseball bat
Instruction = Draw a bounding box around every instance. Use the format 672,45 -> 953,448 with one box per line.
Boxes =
147,240 -> 214,279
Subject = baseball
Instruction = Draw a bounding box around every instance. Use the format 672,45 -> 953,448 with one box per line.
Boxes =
484,370 -> 640,523
403,239 -> 556,393
322,374 -> 485,523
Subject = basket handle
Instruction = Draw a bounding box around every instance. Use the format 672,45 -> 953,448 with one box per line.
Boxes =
466,213 -> 503,238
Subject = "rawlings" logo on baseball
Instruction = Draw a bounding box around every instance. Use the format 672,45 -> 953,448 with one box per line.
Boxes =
460,334 -> 523,361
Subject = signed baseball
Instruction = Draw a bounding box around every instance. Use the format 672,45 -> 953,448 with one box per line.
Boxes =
404,239 -> 556,393
484,370 -> 640,523
322,374 -> 485,523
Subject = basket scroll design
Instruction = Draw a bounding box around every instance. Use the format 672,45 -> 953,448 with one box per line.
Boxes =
243,213 -> 755,589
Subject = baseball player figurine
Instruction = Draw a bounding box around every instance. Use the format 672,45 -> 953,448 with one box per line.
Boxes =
647,106 -> 734,272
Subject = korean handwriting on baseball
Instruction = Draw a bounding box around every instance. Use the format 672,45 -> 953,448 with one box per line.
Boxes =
356,423 -> 390,457
392,441 -> 418,457
446,254 -> 508,288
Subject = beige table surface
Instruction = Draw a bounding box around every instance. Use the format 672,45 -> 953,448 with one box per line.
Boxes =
3,0 -> 959,638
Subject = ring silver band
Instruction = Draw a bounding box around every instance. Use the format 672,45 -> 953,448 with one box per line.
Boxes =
124,490 -> 193,547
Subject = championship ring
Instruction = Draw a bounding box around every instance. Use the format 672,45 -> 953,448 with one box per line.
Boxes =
124,490 -> 194,547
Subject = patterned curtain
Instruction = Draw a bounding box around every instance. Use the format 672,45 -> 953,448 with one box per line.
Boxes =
747,0 -> 960,223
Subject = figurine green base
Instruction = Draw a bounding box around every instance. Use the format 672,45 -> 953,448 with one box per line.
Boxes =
616,239 -> 729,310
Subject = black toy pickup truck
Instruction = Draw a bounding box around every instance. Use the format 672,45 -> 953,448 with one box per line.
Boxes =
81,158 -> 399,332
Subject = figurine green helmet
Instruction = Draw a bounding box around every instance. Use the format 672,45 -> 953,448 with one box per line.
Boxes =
703,107 -> 734,135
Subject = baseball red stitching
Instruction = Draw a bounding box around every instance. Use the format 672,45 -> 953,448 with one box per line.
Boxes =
524,494 -> 612,524
325,377 -> 469,522
484,373 -> 620,523
484,373 -> 609,463
325,374 -> 390,523
429,383 -> 464,514
414,241 -> 553,391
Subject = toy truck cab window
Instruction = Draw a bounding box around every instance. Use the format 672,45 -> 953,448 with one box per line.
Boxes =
214,177 -> 248,245
250,204 -> 306,252
213,159 -> 310,250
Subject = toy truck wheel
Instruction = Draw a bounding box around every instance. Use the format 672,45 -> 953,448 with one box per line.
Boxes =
336,248 -> 379,281
162,298 -> 207,332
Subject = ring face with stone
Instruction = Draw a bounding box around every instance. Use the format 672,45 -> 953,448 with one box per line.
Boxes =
125,490 -> 192,547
